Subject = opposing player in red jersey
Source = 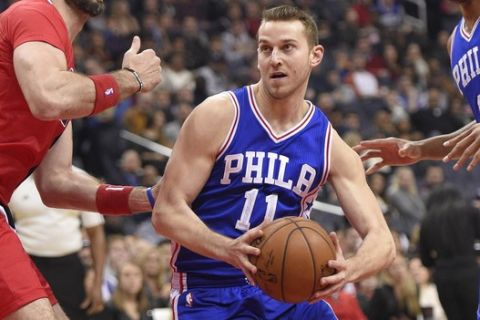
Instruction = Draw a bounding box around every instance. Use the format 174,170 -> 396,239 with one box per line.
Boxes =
0,0 -> 163,318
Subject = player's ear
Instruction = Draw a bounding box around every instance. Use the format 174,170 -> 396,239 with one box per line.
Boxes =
310,44 -> 324,67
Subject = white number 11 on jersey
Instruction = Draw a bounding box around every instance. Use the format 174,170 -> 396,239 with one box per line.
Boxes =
235,189 -> 278,231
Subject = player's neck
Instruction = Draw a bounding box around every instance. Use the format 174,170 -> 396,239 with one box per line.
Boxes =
252,82 -> 309,133
52,0 -> 88,41
461,3 -> 480,31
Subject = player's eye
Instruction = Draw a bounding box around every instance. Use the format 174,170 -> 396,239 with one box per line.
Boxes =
259,46 -> 272,53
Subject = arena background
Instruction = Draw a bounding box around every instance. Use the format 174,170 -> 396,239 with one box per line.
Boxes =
1,0 -> 479,319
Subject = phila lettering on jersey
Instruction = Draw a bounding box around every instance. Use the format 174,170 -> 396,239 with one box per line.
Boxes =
451,18 -> 480,122
169,85 -> 332,291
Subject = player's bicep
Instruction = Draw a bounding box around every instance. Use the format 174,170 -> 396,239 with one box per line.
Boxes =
13,42 -> 67,115
161,122 -> 216,205
328,131 -> 383,237
159,96 -> 235,206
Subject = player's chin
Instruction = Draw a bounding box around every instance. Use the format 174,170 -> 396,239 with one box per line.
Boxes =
265,83 -> 291,99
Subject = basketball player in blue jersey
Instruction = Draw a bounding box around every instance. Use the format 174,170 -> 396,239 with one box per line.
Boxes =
354,0 -> 480,319
152,5 -> 395,319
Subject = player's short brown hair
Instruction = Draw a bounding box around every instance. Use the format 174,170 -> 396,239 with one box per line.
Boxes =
261,5 -> 319,48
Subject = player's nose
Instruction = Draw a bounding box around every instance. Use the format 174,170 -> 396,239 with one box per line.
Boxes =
270,48 -> 282,66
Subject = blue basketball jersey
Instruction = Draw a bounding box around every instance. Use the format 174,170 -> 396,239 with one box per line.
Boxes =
170,85 -> 332,291
451,18 -> 480,122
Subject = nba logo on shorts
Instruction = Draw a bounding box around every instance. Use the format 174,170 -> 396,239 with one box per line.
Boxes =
186,292 -> 193,307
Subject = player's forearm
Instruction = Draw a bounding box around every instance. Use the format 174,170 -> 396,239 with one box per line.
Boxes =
36,69 -> 140,120
345,226 -> 395,283
36,169 -> 152,213
415,121 -> 475,160
152,204 -> 233,262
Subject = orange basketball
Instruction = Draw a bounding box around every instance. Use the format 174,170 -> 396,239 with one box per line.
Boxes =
249,217 -> 336,303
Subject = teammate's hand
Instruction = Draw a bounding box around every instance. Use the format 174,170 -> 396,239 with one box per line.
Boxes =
122,36 -> 162,92
353,137 -> 421,174
443,123 -> 480,171
225,225 -> 264,286
308,232 -> 346,303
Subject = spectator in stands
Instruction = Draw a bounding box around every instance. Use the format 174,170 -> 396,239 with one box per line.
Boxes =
368,254 -> 421,320
410,86 -> 463,137
124,92 -> 156,135
102,235 -> 131,302
161,51 -> 196,93
419,164 -> 445,201
387,167 -> 426,237
105,261 -> 152,320
105,0 -> 140,63
409,257 -> 447,320
138,247 -> 170,308
419,185 -> 479,320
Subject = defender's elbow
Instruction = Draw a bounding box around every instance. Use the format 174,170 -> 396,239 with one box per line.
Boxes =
29,93 -> 63,121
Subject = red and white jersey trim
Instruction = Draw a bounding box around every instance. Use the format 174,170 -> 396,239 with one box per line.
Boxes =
171,271 -> 188,292
247,86 -> 315,143
216,92 -> 240,160
460,17 -> 480,42
319,123 -> 333,186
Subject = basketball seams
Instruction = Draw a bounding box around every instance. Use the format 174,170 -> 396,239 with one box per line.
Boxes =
280,226 -> 301,302
299,225 -> 336,258
290,221 -> 318,298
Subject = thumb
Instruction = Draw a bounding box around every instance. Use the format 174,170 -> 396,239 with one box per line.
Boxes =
128,35 -> 141,54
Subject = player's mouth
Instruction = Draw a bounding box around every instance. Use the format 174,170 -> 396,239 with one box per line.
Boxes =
270,72 -> 287,80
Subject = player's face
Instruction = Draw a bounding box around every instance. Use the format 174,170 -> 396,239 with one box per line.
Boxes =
66,0 -> 104,17
257,21 -> 323,99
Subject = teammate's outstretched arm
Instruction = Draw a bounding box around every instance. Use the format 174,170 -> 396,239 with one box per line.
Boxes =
14,36 -> 161,120
353,121 -> 477,174
33,123 -> 154,214
151,94 -> 262,284
310,130 -> 395,302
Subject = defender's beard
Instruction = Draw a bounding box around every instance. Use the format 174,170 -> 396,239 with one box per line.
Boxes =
65,0 -> 104,17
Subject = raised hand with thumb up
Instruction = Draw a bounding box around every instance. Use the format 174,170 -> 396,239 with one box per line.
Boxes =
122,36 -> 162,93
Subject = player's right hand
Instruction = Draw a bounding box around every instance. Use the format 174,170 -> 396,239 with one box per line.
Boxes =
226,226 -> 263,286
353,137 -> 421,174
122,36 -> 162,92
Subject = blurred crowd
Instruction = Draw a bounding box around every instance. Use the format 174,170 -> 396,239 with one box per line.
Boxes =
2,0 -> 480,319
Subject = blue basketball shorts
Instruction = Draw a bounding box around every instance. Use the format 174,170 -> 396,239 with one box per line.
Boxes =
171,284 -> 337,319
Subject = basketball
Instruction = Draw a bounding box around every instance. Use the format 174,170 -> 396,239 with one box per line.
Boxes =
249,217 -> 336,303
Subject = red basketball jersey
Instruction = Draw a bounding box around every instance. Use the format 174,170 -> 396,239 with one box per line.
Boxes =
0,0 -> 74,204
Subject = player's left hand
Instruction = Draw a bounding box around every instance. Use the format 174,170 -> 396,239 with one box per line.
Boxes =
443,123 -> 480,171
226,224 -> 264,286
307,232 -> 347,304
81,283 -> 104,315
